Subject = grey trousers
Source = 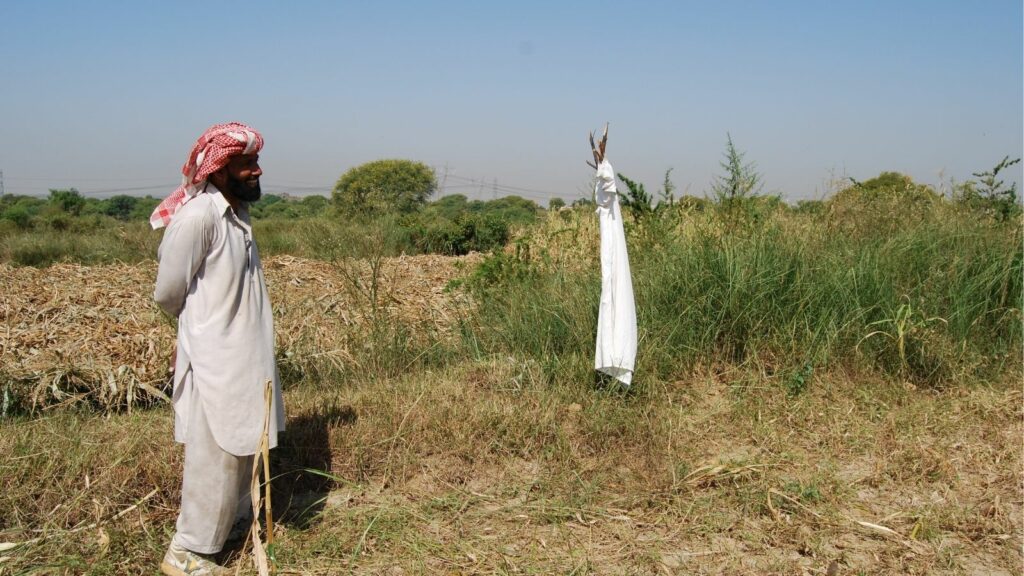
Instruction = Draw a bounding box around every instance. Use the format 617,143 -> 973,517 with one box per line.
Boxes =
173,387 -> 254,554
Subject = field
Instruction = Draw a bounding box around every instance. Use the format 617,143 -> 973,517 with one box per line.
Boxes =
0,190 -> 1021,575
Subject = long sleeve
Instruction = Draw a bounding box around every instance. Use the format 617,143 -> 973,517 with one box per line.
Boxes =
154,211 -> 213,317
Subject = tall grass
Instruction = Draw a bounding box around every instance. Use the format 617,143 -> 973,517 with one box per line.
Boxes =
0,211 -> 515,266
464,198 -> 1021,389
0,219 -> 160,266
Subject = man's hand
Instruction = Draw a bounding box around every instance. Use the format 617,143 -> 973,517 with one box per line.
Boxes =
169,344 -> 177,375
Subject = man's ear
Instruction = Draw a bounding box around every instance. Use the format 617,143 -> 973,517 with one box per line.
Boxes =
209,167 -> 227,188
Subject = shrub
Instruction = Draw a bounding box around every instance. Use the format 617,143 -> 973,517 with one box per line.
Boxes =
129,196 -> 162,221
1,206 -> 33,229
48,188 -> 86,216
332,159 -> 436,216
827,172 -> 943,237
711,133 -> 763,226
406,211 -> 509,255
955,156 -> 1022,222
101,195 -> 140,221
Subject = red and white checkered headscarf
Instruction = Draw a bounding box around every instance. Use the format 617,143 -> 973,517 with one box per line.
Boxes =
150,122 -> 264,229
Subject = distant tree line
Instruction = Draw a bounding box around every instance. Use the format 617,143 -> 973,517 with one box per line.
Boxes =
0,191 -> 163,230
3,149 -> 1016,255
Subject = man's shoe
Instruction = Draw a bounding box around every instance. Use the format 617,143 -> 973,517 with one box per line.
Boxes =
159,541 -> 226,576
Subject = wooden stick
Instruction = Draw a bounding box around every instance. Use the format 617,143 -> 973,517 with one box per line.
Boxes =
263,380 -> 274,552
248,380 -> 275,576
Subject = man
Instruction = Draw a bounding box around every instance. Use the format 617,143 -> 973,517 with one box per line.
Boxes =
152,122 -> 285,576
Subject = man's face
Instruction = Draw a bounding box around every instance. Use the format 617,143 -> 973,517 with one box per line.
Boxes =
221,153 -> 262,202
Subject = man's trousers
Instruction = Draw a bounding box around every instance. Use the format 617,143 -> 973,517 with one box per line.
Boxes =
172,378 -> 254,554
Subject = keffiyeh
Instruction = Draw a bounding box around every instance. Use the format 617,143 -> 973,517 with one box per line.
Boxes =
150,122 -> 264,229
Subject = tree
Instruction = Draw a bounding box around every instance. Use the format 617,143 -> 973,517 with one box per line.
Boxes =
299,194 -> 329,216
840,171 -> 939,205
427,194 -> 471,220
711,133 -> 761,207
616,172 -> 653,219
481,195 -> 540,225
616,169 -> 679,219
1,205 -> 32,229
853,172 -> 913,194
658,168 -> 676,209
709,134 -> 765,227
101,195 -> 139,220
0,195 -> 46,228
332,159 -> 436,216
48,188 -> 86,215
548,197 -> 566,210
963,156 -> 1022,221
129,196 -> 162,221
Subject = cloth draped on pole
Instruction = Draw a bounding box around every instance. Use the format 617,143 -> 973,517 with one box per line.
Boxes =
593,159 -> 637,386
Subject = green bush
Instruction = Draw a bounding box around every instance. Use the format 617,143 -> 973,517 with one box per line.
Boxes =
101,195 -> 140,221
827,172 -> 943,237
48,189 -> 86,216
954,156 -> 1022,222
0,195 -> 46,229
128,196 -> 162,221
405,211 -> 510,255
1,206 -> 33,229
332,159 -> 436,216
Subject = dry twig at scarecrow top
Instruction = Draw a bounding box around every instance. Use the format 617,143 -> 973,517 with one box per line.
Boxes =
587,123 -> 609,169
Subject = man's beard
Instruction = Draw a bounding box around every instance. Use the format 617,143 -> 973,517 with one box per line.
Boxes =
226,173 -> 262,202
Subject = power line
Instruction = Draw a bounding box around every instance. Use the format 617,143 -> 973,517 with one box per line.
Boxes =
445,179 -> 540,197
445,173 -> 559,195
77,184 -> 176,195
6,176 -> 174,182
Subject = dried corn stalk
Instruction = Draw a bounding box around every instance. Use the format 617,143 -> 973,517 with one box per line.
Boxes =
0,254 -> 480,413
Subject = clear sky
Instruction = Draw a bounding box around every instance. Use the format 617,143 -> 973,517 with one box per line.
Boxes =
1,1 -> 1021,205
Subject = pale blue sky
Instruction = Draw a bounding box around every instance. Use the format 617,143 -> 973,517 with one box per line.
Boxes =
1,1 -> 1021,204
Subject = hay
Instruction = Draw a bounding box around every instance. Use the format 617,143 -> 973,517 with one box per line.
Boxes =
0,254 -> 480,413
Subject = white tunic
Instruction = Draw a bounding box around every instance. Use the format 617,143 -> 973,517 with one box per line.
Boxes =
594,160 -> 637,386
154,185 -> 285,456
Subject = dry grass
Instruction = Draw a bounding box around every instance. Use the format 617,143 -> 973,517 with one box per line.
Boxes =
1,362 -> 1019,575
0,254 -> 479,413
0,255 -> 1020,575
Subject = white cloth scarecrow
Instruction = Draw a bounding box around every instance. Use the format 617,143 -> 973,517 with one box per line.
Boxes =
593,159 -> 637,386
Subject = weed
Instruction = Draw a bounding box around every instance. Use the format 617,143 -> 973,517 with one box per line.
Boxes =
784,362 -> 814,397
